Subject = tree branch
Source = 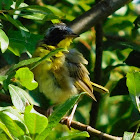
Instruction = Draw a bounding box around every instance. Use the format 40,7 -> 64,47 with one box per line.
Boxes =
60,118 -> 122,140
69,0 -> 132,34
89,20 -> 103,129
0,93 -> 122,140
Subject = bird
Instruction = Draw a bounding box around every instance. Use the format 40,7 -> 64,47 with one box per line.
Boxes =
32,23 -> 109,128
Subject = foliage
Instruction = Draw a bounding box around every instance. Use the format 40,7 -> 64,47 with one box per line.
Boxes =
0,0 -> 140,140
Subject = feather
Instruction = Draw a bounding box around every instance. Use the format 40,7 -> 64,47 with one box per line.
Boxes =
65,49 -> 96,101
91,82 -> 109,94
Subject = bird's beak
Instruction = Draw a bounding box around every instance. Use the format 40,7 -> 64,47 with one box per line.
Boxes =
64,33 -> 80,38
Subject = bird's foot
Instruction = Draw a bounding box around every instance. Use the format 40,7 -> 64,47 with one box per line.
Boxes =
61,115 -> 73,129
45,105 -> 54,117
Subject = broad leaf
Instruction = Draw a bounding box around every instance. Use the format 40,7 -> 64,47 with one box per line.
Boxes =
126,72 -> 140,112
8,84 -> 30,112
0,121 -> 14,140
0,29 -> 9,53
0,112 -> 25,138
24,105 -> 48,136
18,5 -> 58,21
0,75 -> 7,85
0,106 -> 29,134
15,67 -> 38,90
123,131 -> 140,140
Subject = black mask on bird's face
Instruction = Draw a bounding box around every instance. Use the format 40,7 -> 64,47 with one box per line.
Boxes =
44,23 -> 78,46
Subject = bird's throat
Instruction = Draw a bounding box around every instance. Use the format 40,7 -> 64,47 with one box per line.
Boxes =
57,37 -> 73,49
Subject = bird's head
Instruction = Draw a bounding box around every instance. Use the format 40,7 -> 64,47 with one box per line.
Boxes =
44,23 -> 79,48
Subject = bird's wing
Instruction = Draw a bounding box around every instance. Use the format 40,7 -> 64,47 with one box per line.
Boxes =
65,49 -> 96,101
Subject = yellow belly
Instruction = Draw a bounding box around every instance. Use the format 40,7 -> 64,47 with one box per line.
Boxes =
32,54 -> 77,104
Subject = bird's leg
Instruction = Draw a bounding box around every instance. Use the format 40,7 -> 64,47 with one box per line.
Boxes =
65,103 -> 78,129
45,105 -> 56,117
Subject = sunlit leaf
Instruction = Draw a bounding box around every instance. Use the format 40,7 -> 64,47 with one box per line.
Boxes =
15,67 -> 38,90
0,29 -> 9,53
8,84 -> 30,112
0,133 -> 10,140
126,71 -> 140,112
123,131 -> 140,140
18,5 -> 59,20
0,106 -> 29,135
0,75 -> 7,85
24,105 -> 48,136
0,112 -> 25,138
0,121 -> 14,140
15,0 -> 24,9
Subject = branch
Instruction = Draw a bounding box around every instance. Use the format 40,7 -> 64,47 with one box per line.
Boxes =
60,118 -> 122,140
0,93 -> 123,140
69,0 -> 132,34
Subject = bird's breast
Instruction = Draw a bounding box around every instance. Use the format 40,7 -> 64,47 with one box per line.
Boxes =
33,54 -> 77,104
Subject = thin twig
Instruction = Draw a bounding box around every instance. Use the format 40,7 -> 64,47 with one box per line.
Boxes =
69,0 -> 132,34
131,123 -> 140,140
60,117 -> 122,140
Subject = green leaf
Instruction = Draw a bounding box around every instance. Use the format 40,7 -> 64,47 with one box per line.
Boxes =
0,106 -> 24,123
126,71 -> 140,112
18,5 -> 59,21
7,57 -> 40,75
0,112 -> 25,138
58,131 -> 90,140
24,105 -> 48,136
0,121 -> 14,140
15,67 -> 38,90
36,93 -> 85,140
18,135 -> 32,140
0,0 -> 13,10
3,14 -> 29,33
0,75 -> 7,85
30,47 -> 66,70
8,41 -> 26,56
0,29 -> 9,53
7,30 -> 43,55
123,131 -> 140,140
15,0 -> 24,9
46,5 -> 65,18
8,84 -> 30,112
0,106 -> 29,134
0,133 -> 10,140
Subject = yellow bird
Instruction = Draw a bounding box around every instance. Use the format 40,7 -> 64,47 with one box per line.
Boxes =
32,23 -> 108,127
